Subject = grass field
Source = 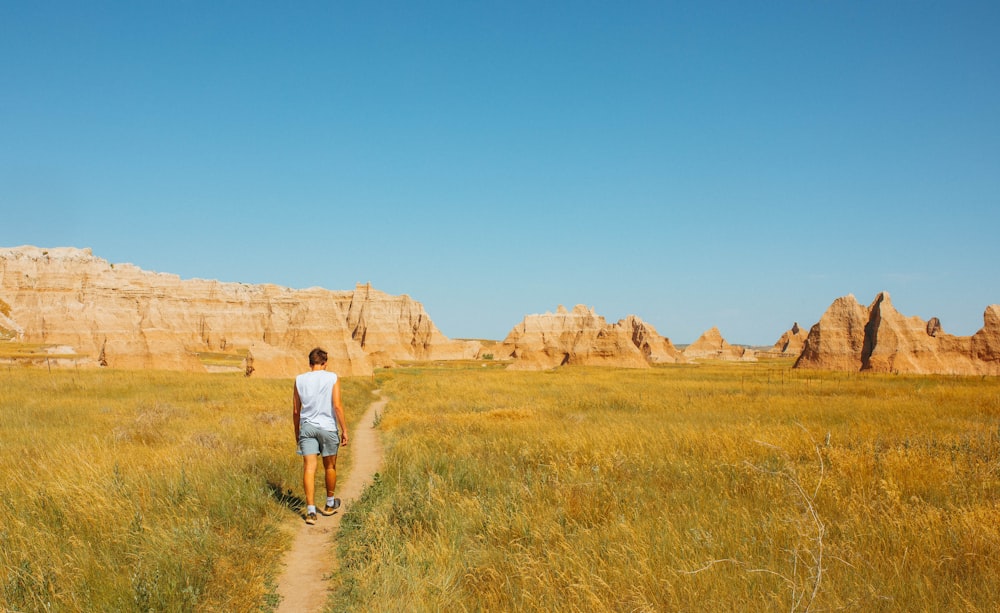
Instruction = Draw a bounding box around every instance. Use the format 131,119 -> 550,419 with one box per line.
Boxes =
2,361 -> 999,611
0,366 -> 374,611
334,361 -> 1000,612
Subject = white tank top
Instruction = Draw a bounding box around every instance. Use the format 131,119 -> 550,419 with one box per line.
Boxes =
295,370 -> 339,431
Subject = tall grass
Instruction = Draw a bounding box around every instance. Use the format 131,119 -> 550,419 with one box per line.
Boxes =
333,362 -> 1000,611
0,366 -> 373,611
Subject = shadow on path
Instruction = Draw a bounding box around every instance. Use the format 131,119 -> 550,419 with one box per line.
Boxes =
267,481 -> 305,514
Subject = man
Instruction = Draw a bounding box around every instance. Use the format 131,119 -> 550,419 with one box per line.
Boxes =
292,347 -> 349,525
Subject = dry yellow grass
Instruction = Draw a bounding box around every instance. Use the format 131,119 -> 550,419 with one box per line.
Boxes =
0,342 -> 82,359
4,361 -> 998,611
333,362 -> 1000,612
0,366 -> 373,611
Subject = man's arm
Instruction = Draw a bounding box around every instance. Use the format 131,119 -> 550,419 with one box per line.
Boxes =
332,379 -> 348,446
292,382 -> 302,445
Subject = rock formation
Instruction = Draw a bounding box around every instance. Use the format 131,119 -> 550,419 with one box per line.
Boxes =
793,295 -> 870,371
496,305 -> 684,371
926,317 -> 942,338
768,322 -> 810,357
623,315 -> 685,364
0,296 -> 20,341
794,292 -> 1000,375
682,327 -> 756,361
0,246 -> 476,377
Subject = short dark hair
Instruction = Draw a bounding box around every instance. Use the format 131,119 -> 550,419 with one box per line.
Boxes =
308,347 -> 328,366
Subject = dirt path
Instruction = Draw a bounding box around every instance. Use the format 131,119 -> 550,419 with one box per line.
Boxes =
274,390 -> 386,612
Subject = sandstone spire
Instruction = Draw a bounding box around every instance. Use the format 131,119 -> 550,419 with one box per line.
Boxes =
795,291 -> 1000,375
794,294 -> 870,371
769,322 -> 809,357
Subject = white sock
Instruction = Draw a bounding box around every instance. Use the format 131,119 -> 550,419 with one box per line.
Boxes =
307,505 -> 316,515
326,496 -> 337,507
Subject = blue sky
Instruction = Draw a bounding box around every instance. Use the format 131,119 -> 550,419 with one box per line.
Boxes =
2,2 -> 998,344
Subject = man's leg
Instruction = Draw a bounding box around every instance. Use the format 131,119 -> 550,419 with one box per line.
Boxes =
323,454 -> 338,499
303,454 -> 318,508
318,454 -> 341,515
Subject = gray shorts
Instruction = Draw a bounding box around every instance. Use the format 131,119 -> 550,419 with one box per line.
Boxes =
298,422 -> 340,457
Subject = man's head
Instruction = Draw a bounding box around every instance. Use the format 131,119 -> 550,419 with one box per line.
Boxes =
308,347 -> 328,366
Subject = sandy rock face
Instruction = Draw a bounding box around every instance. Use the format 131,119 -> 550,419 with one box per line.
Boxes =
622,315 -> 685,364
794,295 -> 870,372
795,292 -> 1000,375
682,327 -> 756,361
768,322 -> 809,357
497,305 -> 682,370
0,246 -> 468,377
972,306 -> 1000,367
0,299 -> 21,340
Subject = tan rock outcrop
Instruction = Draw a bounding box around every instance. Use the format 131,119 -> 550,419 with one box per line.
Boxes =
972,305 -> 1000,367
768,322 -> 810,357
0,296 -> 21,340
794,291 -> 1000,375
622,315 -> 685,364
497,305 -> 682,370
793,295 -> 870,371
682,327 -> 756,361
0,246 -> 471,377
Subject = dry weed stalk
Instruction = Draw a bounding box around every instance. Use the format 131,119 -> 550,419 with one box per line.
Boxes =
681,423 -> 826,612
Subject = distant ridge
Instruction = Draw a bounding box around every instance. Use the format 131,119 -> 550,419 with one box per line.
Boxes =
4,247 -> 997,376
682,327 -> 756,362
495,305 -> 684,371
0,245 -> 477,376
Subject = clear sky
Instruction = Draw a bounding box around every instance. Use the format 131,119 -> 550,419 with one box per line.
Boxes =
2,2 -> 998,345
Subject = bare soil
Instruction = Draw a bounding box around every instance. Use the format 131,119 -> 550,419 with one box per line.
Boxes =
274,390 -> 386,612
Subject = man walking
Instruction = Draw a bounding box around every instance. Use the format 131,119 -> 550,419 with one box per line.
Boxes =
293,347 -> 349,525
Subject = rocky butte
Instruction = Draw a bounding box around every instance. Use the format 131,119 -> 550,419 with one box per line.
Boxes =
763,322 -> 810,358
497,305 -> 684,371
682,327 -> 756,361
0,246 -> 477,377
794,291 -> 1000,375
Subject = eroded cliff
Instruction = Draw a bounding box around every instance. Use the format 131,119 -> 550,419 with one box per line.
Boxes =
0,246 -> 472,376
794,292 -> 1000,375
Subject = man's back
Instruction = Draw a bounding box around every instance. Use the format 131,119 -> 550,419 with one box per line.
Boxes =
295,370 -> 338,430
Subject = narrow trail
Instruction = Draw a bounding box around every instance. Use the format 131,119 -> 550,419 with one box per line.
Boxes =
274,390 -> 386,612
